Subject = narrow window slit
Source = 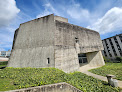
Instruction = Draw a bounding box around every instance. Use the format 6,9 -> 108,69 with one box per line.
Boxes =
47,58 -> 50,64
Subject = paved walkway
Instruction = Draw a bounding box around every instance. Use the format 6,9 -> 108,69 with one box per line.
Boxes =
79,66 -> 122,88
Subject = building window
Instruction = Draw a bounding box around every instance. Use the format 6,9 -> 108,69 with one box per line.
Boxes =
114,37 -> 117,41
78,53 -> 88,66
109,53 -> 112,57
119,35 -> 122,42
47,58 -> 50,64
120,52 -> 122,56
104,50 -> 107,57
75,37 -> 79,43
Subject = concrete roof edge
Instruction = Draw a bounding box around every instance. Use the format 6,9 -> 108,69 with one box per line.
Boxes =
102,33 -> 122,41
55,20 -> 99,34
20,14 -> 54,25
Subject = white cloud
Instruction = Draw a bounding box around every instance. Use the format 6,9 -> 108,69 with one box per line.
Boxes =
0,0 -> 20,51
67,1 -> 90,22
0,0 -> 20,27
36,3 -> 59,18
36,0 -> 92,26
87,7 -> 122,34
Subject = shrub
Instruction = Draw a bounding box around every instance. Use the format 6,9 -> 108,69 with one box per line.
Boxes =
114,56 -> 122,63
0,61 -> 8,65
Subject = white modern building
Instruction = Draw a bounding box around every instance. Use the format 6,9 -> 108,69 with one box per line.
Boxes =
0,50 -> 11,58
102,34 -> 122,59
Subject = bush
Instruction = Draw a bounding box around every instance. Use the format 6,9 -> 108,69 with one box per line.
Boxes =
0,61 -> 8,65
115,56 -> 122,63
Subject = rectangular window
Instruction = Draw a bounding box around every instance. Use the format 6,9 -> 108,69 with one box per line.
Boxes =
47,58 -> 50,64
75,37 -> 79,43
119,35 -> 122,42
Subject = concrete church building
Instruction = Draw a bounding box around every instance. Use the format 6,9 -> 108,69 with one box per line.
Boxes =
8,14 -> 105,73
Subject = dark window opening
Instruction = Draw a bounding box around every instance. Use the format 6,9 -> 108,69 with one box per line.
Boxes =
47,58 -> 50,64
109,54 -> 112,57
104,50 -> 107,57
119,35 -> 122,42
75,37 -> 79,43
114,37 -> 117,41
78,53 -> 88,66
120,52 -> 122,56
114,52 -> 117,56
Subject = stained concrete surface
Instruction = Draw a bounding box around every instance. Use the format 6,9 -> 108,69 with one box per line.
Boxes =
8,14 -> 105,73
3,82 -> 82,92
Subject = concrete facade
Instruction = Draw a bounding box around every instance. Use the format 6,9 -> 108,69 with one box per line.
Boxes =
102,34 -> 122,59
8,14 -> 105,73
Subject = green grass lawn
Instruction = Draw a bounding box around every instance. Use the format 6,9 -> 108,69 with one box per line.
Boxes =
0,67 -> 120,92
89,63 -> 122,81
0,65 -> 6,67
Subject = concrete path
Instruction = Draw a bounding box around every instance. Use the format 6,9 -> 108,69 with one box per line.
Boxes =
79,66 -> 122,88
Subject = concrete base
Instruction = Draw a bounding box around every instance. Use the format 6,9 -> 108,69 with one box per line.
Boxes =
3,82 -> 82,92
7,46 -> 55,68
55,48 -> 79,73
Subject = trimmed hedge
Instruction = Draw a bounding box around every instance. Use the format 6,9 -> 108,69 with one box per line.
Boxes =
115,57 -> 122,63
0,61 -> 8,65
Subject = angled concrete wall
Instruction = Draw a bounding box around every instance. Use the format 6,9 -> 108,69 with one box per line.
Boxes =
86,51 -> 105,67
8,14 -> 55,68
54,20 -> 103,53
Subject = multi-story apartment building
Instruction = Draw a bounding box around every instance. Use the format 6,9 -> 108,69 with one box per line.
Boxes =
102,34 -> 122,59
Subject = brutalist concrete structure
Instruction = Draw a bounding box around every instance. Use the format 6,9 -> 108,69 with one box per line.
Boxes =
8,14 -> 105,73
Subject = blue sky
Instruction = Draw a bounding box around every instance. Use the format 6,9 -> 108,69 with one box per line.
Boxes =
0,0 -> 122,51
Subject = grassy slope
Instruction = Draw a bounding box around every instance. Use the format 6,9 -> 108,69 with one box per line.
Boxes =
89,63 -> 122,80
0,67 -> 120,92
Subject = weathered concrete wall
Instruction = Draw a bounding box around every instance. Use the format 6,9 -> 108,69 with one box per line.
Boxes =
55,20 -> 103,53
86,51 -> 105,67
3,82 -> 82,92
8,46 -> 55,67
54,20 -> 104,72
55,46 -> 79,73
8,14 -> 55,68
14,15 -> 55,49
8,14 -> 104,72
